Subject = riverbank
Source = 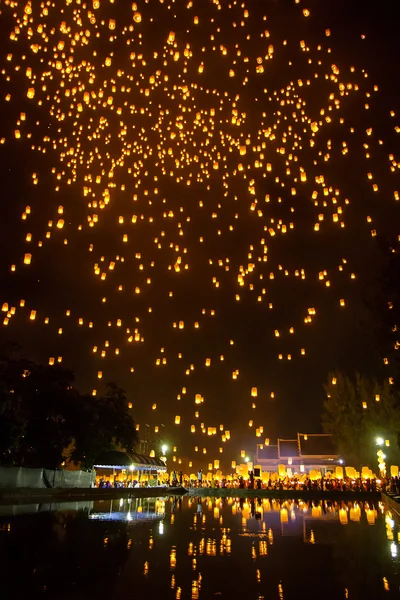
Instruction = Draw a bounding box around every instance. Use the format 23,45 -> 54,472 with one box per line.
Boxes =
186,487 -> 381,501
0,486 -> 186,505
382,493 -> 400,518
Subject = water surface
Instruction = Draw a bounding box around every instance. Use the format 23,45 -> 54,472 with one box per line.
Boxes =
0,496 -> 399,599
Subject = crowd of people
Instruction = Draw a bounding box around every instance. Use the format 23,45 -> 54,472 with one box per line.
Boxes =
190,475 -> 379,492
95,470 -> 400,496
387,476 -> 400,496
182,470 -> 400,494
97,479 -> 144,488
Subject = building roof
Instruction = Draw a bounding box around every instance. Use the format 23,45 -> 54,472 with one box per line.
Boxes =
298,434 -> 337,457
256,445 -> 279,460
278,439 -> 299,458
256,433 -> 339,466
94,450 -> 167,470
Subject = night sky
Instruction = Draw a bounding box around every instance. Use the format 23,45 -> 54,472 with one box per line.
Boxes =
0,0 -> 399,471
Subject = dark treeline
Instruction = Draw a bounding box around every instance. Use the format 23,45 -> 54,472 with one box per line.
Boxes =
0,346 -> 138,470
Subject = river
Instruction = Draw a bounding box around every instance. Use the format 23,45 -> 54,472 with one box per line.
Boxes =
0,496 -> 399,599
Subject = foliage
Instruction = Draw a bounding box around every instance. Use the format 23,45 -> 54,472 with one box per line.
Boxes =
69,382 -> 138,470
322,371 -> 400,467
0,354 -> 138,470
363,235 -> 400,388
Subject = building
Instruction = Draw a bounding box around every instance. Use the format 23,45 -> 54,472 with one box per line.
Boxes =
94,450 -> 167,486
255,433 -> 340,475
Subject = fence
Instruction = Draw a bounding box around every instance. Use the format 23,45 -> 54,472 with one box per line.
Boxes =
0,466 -> 95,489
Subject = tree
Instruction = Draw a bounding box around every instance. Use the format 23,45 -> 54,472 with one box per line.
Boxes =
322,371 -> 400,468
69,383 -> 139,470
0,356 -> 76,468
0,353 -> 138,470
0,373 -> 26,463
363,235 -> 400,388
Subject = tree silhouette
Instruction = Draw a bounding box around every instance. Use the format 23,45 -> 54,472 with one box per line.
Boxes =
0,352 -> 138,469
363,235 -> 400,387
69,382 -> 138,469
322,371 -> 400,468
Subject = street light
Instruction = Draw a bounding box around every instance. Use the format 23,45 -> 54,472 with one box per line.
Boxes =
162,444 -> 168,455
245,456 -> 249,463
376,437 -> 384,446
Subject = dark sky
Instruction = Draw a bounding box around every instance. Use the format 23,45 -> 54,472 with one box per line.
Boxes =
0,0 -> 399,471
